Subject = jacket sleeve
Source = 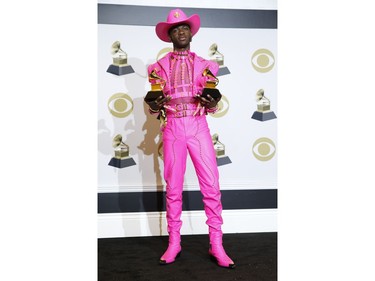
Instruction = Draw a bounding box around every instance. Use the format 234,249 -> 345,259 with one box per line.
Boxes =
206,60 -> 220,76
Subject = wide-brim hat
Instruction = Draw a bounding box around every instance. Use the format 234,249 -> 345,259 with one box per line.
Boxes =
156,8 -> 201,42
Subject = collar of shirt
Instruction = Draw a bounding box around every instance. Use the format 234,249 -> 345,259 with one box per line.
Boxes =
170,50 -> 192,60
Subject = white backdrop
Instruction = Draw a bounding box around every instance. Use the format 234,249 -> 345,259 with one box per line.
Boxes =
98,25 -> 277,192
97,1 -> 277,237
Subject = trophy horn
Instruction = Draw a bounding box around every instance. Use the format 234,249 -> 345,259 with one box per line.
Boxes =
255,89 -> 265,101
149,70 -> 163,81
212,133 -> 219,142
148,70 -> 166,89
208,43 -> 223,57
255,89 -> 270,104
203,68 -> 219,85
112,134 -> 123,148
208,43 -> 218,56
111,41 -> 126,56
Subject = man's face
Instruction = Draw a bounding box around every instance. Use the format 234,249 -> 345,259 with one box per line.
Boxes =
169,24 -> 192,50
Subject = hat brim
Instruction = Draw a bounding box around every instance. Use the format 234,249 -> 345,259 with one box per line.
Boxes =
155,14 -> 200,43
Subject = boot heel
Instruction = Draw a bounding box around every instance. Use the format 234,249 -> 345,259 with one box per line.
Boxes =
159,250 -> 181,265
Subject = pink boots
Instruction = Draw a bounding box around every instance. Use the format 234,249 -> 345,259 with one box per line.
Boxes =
208,231 -> 236,268
159,231 -> 235,268
208,243 -> 236,268
159,232 -> 182,264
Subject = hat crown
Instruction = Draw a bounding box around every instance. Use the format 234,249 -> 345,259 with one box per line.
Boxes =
166,9 -> 189,25
155,8 -> 200,42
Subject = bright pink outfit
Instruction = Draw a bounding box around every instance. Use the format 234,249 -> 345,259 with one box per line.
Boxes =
147,51 -> 234,267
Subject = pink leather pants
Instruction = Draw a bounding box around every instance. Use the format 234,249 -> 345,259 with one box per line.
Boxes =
162,114 -> 223,236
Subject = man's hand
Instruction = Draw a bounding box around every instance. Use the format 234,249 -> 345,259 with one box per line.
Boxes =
147,95 -> 171,111
196,94 -> 220,109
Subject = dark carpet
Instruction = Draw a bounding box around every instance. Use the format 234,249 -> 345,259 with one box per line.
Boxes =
98,232 -> 277,281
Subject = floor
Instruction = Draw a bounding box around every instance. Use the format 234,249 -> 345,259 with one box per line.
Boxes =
98,232 -> 277,281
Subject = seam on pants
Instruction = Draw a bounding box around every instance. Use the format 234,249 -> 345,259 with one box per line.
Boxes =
165,124 -> 178,181
192,118 -> 216,188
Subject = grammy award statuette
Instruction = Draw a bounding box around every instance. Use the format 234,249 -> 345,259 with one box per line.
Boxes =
212,133 -> 232,166
144,70 -> 165,104
201,68 -> 222,101
106,41 -> 135,76
251,89 -> 277,121
108,134 -> 136,168
208,43 -> 230,76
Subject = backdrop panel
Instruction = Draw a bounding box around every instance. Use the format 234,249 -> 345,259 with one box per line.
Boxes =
98,2 -> 277,237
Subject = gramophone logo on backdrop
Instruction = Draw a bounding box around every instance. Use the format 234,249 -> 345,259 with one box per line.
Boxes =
108,134 -> 136,168
208,43 -> 230,76
107,93 -> 134,118
251,89 -> 277,121
212,133 -> 232,166
251,48 -> 275,73
252,137 -> 276,161
107,41 -> 135,76
157,47 -> 173,60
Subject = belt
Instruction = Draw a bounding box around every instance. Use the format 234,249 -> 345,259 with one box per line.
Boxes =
175,103 -> 197,111
166,102 -> 198,118
167,109 -> 197,118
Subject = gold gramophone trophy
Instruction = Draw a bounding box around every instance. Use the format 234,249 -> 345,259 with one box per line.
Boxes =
106,41 -> 135,76
251,89 -> 277,121
108,134 -> 136,168
201,68 -> 222,101
212,133 -> 232,166
144,70 -> 166,104
208,43 -> 230,76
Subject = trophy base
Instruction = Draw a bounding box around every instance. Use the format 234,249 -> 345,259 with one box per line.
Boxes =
216,156 -> 232,166
217,66 -> 231,76
144,90 -> 164,103
251,111 -> 277,121
108,157 -> 136,168
107,64 -> 135,76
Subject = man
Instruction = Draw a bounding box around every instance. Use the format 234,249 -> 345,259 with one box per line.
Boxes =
145,8 -> 235,269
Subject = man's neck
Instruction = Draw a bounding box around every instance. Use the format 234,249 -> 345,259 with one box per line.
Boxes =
173,46 -> 190,52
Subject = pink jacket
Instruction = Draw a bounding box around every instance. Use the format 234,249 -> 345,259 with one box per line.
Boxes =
147,51 -> 219,98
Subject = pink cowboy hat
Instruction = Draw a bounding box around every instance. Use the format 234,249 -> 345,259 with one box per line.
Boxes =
156,8 -> 201,42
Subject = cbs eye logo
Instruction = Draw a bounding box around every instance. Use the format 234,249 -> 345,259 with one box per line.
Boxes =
107,93 -> 134,118
209,95 -> 229,118
251,49 -> 275,73
252,137 -> 276,161
157,47 -> 173,60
